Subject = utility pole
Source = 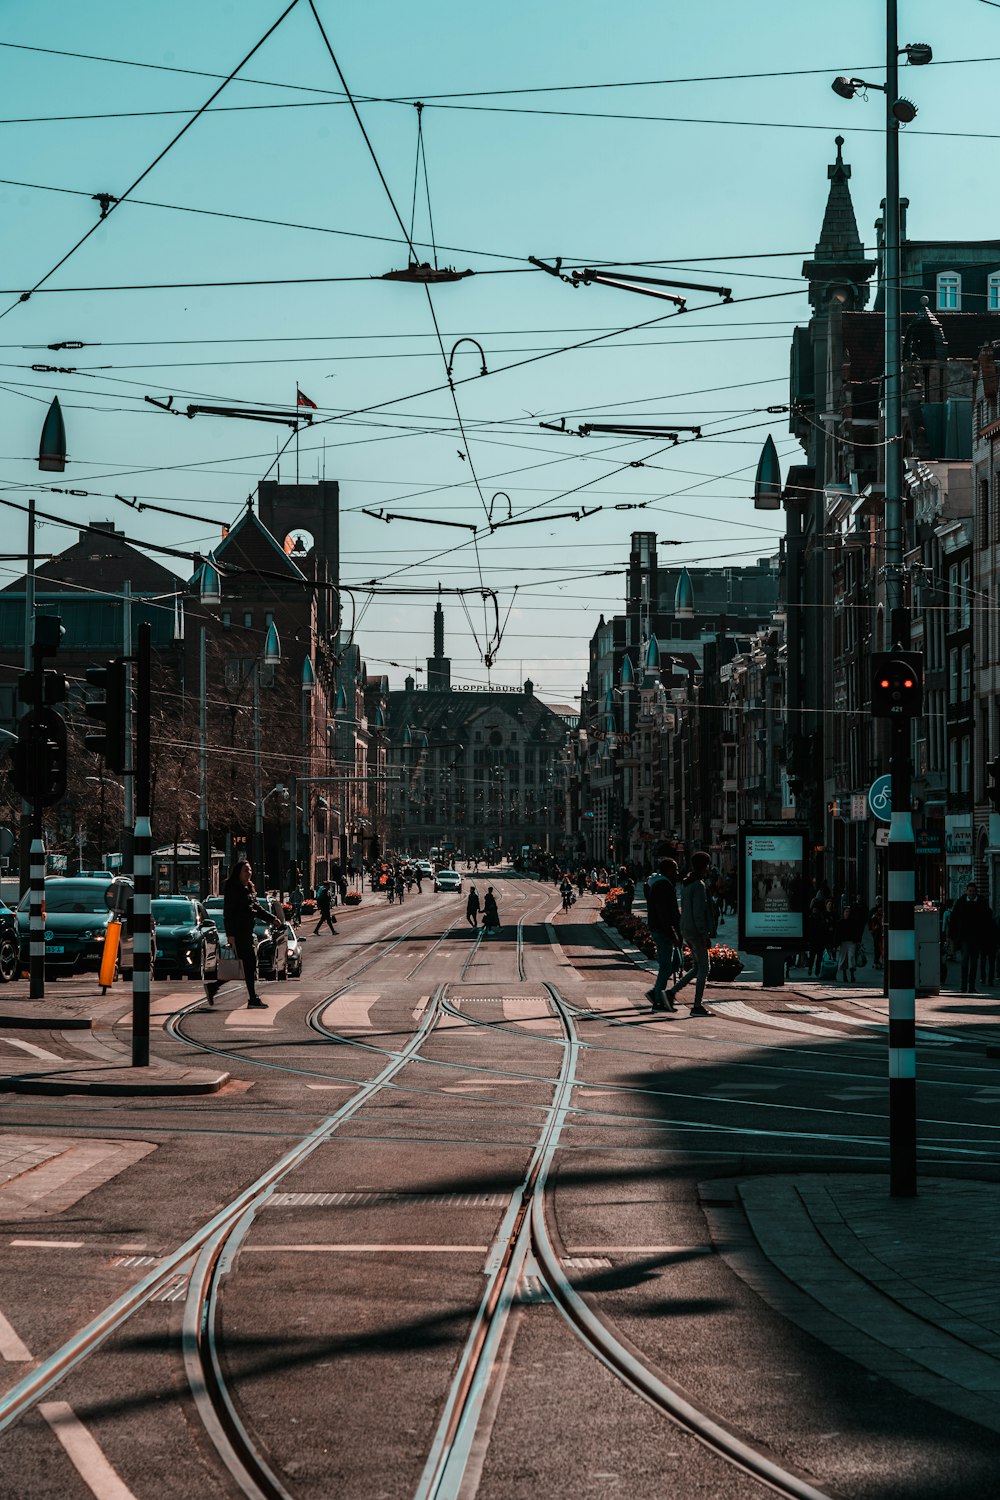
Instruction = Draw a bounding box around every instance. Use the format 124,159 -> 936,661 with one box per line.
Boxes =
883,0 -> 917,1200
122,581 -> 134,873
131,623 -> 152,1067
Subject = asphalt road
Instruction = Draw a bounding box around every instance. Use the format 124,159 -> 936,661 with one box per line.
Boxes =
1,870 -> 999,1500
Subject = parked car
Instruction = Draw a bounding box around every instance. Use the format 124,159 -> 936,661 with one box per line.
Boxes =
255,896 -> 289,980
285,923 -> 304,978
434,868 -> 463,893
151,897 -> 220,982
0,900 -> 19,983
16,875 -> 143,978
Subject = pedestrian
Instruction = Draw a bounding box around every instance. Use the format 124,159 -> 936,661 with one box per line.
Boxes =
804,900 -> 829,978
212,860 -> 282,1009
415,867 -> 423,894
949,882 -> 993,993
868,897 -> 884,969
663,851 -> 716,1016
482,886 -> 500,935
394,870 -> 405,904
339,874 -> 348,905
834,903 -> 865,983
290,884 -> 303,928
466,884 -> 481,927
644,855 -> 682,1012
315,881 -> 338,935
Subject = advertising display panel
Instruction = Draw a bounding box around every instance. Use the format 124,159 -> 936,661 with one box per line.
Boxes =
738,823 -> 808,951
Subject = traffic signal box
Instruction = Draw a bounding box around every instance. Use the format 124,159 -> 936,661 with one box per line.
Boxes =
9,708 -> 67,807
871,652 -> 924,718
84,660 -> 128,773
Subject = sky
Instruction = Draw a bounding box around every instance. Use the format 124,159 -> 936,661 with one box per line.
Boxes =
1,0 -> 998,703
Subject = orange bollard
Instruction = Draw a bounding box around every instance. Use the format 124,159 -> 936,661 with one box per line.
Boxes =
98,920 -> 122,991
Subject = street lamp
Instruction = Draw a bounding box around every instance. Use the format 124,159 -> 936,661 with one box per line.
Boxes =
252,622 -> 282,885
832,10 -> 930,1199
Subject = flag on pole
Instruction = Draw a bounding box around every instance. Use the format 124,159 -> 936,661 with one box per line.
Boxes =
296,386 -> 317,410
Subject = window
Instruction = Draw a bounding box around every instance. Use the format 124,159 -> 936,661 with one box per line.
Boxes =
243,610 -> 252,629
980,479 -> 991,550
989,271 -> 1000,312
936,272 -> 961,311
948,563 -> 959,630
993,471 -> 1000,544
961,558 -> 972,627
265,611 -> 273,628
961,643 -> 972,700
221,611 -> 231,630
949,647 -> 959,700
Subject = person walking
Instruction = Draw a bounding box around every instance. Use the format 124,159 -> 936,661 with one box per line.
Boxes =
314,881 -> 338,935
664,851 -> 716,1016
804,899 -> 829,978
482,887 -> 500,935
466,884 -> 481,927
213,860 -> 282,1009
834,902 -> 865,983
949,882 -> 992,993
290,884 -> 303,928
644,855 -> 682,1012
868,896 -> 884,969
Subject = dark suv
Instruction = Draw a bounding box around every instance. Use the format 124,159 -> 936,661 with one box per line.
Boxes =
17,876 -> 138,977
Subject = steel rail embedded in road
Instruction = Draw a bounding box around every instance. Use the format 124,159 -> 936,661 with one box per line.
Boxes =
0,988 -> 446,1439
413,979 -> 580,1500
531,982 -> 840,1500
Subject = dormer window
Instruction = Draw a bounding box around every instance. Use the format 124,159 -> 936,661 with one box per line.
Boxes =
936,272 -> 961,311
989,271 -> 1000,312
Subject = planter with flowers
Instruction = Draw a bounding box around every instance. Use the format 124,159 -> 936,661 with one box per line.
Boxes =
708,944 -> 742,980
343,891 -> 362,906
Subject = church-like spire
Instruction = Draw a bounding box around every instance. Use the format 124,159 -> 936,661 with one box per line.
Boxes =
802,137 -> 876,313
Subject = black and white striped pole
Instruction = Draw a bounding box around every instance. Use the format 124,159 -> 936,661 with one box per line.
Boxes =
872,649 -> 922,1197
131,622 -> 152,1067
28,838 -> 45,999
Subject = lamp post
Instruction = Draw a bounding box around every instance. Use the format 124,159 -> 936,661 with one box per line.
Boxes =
197,559 -> 221,897
253,621 -> 281,885
833,11 -> 932,1198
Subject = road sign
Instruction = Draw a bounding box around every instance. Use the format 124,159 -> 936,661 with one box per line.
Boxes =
868,774 -> 892,824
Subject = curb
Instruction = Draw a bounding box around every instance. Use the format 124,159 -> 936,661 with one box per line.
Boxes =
1,1067 -> 230,1097
0,1010 -> 94,1030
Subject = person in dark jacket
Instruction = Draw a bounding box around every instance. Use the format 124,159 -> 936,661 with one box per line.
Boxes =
482,887 -> 500,935
804,901 -> 829,978
314,882 -> 337,935
214,860 -> 282,1008
466,884 -> 481,927
834,903 -> 866,983
949,882 -> 993,993
644,855 -> 682,1011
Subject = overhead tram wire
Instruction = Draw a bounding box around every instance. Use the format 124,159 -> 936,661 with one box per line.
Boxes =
0,0 -> 304,325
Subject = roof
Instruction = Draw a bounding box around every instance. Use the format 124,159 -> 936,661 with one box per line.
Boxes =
207,506 -> 308,585
842,310 -> 1000,382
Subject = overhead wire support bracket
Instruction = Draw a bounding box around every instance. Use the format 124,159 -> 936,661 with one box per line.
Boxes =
577,421 -> 702,440
184,403 -> 312,428
528,255 -> 576,285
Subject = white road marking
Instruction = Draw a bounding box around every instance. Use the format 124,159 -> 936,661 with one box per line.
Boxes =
0,1037 -> 62,1062
718,1000 -> 848,1036
411,994 -> 431,1020
39,1401 -> 140,1500
442,1079 -> 547,1092
10,1238 -> 84,1249
305,1083 -> 355,1091
242,1243 -> 490,1253
224,990 -> 299,1028
0,1307 -> 31,1361
320,991 -> 378,1033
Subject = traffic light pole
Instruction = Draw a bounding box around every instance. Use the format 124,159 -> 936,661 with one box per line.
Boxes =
883,2 -> 917,1199
28,629 -> 45,1001
131,623 -> 152,1066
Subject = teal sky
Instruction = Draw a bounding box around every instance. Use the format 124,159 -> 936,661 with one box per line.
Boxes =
0,0 -> 996,699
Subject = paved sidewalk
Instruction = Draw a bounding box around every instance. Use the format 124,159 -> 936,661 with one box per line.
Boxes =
0,984 -> 229,1096
703,1174 -> 1000,1436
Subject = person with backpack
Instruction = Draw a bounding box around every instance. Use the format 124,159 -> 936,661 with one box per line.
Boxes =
644,854 -> 682,1012
314,881 -> 337,936
664,851 -> 716,1016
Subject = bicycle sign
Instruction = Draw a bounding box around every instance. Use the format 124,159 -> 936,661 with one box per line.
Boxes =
867,774 -> 892,824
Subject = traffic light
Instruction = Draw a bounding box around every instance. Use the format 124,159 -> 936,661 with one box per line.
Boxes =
8,708 -> 67,807
988,758 -> 1000,814
871,652 -> 924,718
17,670 -> 68,706
84,659 -> 128,773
